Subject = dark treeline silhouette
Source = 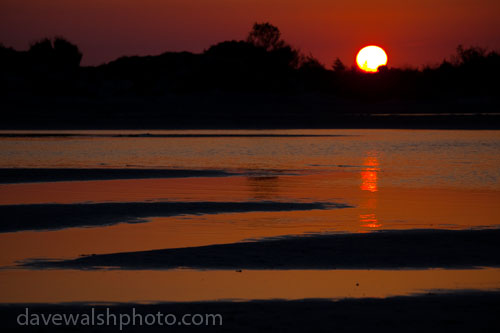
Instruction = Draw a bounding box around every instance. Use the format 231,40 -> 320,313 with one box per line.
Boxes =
1,23 -> 499,129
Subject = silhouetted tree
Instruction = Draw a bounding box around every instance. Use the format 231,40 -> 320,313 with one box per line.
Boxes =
377,65 -> 388,73
203,40 -> 266,90
22,37 -> 83,95
247,22 -> 285,52
332,58 -> 346,72
454,45 -> 487,66
0,44 -> 26,71
28,37 -> 82,69
54,37 -> 83,68
299,55 -> 324,71
2,30 -> 499,101
28,38 -> 53,65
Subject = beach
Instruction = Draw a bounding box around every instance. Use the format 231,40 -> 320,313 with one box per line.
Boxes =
1,129 -> 499,331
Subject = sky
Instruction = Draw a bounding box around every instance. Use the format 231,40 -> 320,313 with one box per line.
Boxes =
1,0 -> 499,68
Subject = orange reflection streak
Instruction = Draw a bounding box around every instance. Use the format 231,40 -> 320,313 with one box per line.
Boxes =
360,213 -> 381,228
360,156 -> 379,192
360,155 -> 381,228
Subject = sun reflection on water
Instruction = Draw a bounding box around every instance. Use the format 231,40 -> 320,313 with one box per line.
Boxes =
360,213 -> 382,228
360,155 -> 381,228
360,156 -> 379,193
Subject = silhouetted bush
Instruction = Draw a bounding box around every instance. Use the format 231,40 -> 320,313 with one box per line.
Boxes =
28,37 -> 82,70
54,37 -> 83,69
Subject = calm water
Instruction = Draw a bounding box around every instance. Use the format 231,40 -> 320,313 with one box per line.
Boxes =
1,129 -> 499,302
1,129 -> 499,190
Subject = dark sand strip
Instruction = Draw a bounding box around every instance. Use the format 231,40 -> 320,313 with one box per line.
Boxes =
0,201 -> 346,233
1,291 -> 499,332
0,168 -> 235,184
0,133 -> 348,138
24,229 -> 500,269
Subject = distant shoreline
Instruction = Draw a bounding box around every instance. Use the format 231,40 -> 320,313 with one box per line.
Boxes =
1,94 -> 499,130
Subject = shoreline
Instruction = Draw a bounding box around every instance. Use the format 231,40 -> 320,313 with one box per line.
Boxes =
2,96 -> 500,130
0,168 -> 237,184
1,291 -> 499,332
22,228 -> 500,270
0,201 -> 344,233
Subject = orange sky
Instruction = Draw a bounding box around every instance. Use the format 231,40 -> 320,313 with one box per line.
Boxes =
1,0 -> 499,68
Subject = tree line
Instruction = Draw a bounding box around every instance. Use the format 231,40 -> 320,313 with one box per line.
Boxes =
1,22 -> 499,100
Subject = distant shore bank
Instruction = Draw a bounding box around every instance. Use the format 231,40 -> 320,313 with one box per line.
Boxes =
1,95 -> 499,129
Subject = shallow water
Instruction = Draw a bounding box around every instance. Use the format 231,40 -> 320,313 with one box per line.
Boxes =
1,268 -> 500,303
0,129 -> 499,302
1,129 -> 499,189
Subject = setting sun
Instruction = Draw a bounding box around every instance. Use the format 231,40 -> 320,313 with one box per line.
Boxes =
356,45 -> 388,72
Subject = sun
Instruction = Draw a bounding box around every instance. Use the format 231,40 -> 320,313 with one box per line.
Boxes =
356,45 -> 388,73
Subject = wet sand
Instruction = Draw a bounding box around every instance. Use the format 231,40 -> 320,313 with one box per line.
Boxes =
0,168 -> 235,184
1,291 -> 499,332
0,201 -> 346,233
1,129 -> 499,331
23,229 -> 500,269
0,133 -> 347,138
